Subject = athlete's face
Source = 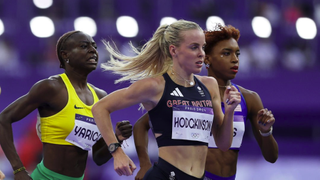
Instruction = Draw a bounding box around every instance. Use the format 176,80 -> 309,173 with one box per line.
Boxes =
65,32 -> 99,73
171,29 -> 206,74
205,38 -> 240,81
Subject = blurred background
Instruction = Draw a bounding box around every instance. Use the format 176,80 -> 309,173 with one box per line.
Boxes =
0,0 -> 319,179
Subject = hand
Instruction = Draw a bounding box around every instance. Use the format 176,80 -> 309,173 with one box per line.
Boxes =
223,85 -> 241,111
113,149 -> 137,176
257,108 -> 275,132
135,163 -> 152,180
115,120 -> 133,141
0,170 -> 5,180
14,170 -> 32,180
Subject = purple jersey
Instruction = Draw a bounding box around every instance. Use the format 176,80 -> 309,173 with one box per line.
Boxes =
208,83 -> 247,150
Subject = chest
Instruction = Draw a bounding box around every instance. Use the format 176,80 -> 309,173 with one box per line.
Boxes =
74,88 -> 94,106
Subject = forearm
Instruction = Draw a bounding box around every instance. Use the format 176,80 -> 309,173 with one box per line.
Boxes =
92,106 -> 118,147
214,111 -> 234,151
93,145 -> 113,166
260,135 -> 279,163
93,132 -> 125,166
133,128 -> 151,166
136,146 -> 152,166
0,121 -> 24,170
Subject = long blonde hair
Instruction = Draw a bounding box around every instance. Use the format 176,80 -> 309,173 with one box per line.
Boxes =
101,19 -> 203,83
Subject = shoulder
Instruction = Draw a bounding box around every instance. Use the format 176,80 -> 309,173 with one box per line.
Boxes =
25,75 -> 65,102
32,75 -> 64,94
237,85 -> 261,100
236,85 -> 263,111
130,76 -> 165,93
195,75 -> 217,84
88,83 -> 107,99
121,76 -> 165,104
133,75 -> 164,87
195,75 -> 218,89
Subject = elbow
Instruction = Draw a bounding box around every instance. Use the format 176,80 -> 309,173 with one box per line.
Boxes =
266,155 -> 278,163
216,143 -> 231,152
219,146 -> 230,152
93,157 -> 104,166
0,116 -> 9,131
93,154 -> 111,166
91,103 -> 100,117
92,102 -> 112,118
215,139 -> 232,152
93,149 -> 113,166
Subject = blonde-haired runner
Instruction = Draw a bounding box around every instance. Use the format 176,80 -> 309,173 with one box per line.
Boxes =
93,19 -> 241,180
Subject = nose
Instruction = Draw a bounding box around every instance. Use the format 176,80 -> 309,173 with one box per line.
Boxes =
199,48 -> 205,58
232,54 -> 239,63
89,45 -> 97,54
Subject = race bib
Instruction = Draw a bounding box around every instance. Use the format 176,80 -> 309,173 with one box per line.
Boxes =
208,115 -> 245,149
65,114 -> 102,151
172,105 -> 214,143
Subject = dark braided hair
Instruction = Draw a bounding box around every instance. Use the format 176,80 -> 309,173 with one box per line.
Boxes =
56,30 -> 80,68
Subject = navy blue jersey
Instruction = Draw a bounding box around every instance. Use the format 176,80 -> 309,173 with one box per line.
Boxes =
148,73 -> 214,147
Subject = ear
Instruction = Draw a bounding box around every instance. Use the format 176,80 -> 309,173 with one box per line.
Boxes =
60,50 -> 68,60
169,44 -> 177,57
204,55 -> 210,65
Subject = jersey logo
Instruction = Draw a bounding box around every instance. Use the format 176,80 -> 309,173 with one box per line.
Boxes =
197,86 -> 205,97
235,104 -> 242,112
170,87 -> 184,97
74,105 -> 84,109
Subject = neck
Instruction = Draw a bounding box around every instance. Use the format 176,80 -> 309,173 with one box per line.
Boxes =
65,71 -> 88,89
218,81 -> 231,88
170,68 -> 194,86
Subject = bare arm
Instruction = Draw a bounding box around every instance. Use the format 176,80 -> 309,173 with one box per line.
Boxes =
241,87 -> 278,163
92,77 -> 161,176
91,85 -> 113,165
90,85 -> 134,166
198,76 -> 241,151
0,79 -> 60,179
93,120 -> 133,166
133,113 -> 152,180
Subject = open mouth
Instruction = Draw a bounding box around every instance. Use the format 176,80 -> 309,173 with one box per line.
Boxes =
88,56 -> 98,62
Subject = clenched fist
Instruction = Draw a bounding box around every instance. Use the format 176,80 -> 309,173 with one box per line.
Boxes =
115,120 -> 133,141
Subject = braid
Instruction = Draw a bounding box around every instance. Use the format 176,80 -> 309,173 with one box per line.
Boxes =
56,30 -> 80,68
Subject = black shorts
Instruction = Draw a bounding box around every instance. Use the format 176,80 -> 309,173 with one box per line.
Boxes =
143,157 -> 204,180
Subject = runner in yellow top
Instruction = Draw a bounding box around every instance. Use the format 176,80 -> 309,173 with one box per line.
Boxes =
0,31 -> 132,180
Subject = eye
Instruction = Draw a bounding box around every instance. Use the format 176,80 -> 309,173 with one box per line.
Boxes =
223,52 -> 230,56
191,46 -> 198,50
236,52 -> 240,57
81,45 -> 87,48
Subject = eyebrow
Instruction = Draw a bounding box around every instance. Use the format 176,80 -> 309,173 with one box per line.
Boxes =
190,42 -> 206,46
79,40 -> 96,44
222,48 -> 240,51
